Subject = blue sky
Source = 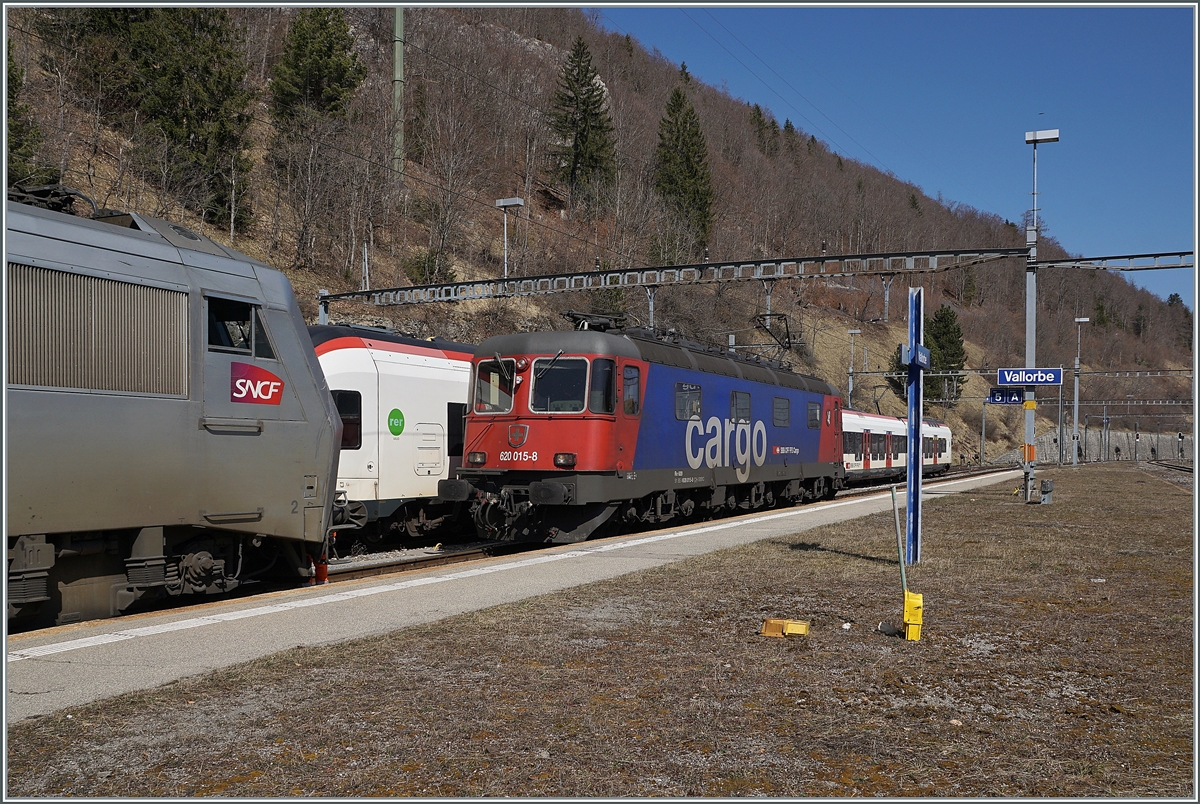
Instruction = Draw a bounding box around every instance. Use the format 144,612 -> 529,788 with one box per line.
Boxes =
592,5 -> 1196,310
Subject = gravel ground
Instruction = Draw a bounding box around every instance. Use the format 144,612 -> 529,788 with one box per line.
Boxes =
6,463 -> 1193,797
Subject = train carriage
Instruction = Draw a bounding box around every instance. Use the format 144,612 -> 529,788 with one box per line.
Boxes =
6,199 -> 344,627
841,409 -> 952,483
311,324 -> 474,542
440,324 -> 846,543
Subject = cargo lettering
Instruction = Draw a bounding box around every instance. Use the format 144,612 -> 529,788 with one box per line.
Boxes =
230,362 -> 285,405
685,416 -> 767,481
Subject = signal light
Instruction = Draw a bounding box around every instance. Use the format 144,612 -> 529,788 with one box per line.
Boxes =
553,452 -> 577,468
467,451 -> 487,465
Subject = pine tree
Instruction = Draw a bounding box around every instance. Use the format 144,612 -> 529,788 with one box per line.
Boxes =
548,36 -> 616,206
271,8 -> 365,125
6,45 -> 58,187
653,86 -> 715,247
750,103 -> 779,158
37,9 -> 253,226
886,305 -> 966,404
926,305 -> 966,402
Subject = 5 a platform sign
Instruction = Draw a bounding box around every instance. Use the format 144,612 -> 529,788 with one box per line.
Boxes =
987,388 -> 1023,405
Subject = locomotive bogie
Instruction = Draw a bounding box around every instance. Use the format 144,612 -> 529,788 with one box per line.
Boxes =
6,201 -> 342,627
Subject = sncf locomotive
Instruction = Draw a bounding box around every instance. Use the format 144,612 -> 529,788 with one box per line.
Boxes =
311,324 -> 474,543
841,409 -> 952,482
6,197 -> 350,628
439,322 -> 847,543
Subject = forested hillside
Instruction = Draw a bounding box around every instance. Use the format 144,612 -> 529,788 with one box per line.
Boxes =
6,7 -> 1192,456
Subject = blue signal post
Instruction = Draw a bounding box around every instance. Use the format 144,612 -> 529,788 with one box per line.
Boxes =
904,287 -> 931,565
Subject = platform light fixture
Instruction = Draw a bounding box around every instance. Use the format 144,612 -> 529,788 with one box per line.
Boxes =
495,197 -> 525,279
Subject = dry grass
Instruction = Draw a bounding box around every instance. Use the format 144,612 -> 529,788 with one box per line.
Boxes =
6,463 -> 1193,797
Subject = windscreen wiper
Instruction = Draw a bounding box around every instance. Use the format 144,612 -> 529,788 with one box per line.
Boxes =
493,352 -> 513,383
535,349 -> 565,379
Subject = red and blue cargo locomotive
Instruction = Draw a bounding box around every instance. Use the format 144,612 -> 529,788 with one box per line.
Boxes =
439,321 -> 846,542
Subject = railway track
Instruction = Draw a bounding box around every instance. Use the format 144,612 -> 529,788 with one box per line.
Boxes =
1148,459 -> 1194,474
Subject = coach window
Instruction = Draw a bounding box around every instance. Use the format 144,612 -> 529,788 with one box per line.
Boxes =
871,433 -> 886,461
623,365 -> 641,416
843,430 -> 862,461
807,401 -> 821,429
589,359 -> 616,414
731,391 -> 751,423
531,357 -> 587,413
332,391 -> 361,449
675,383 -> 702,420
474,358 -> 515,414
773,397 -> 790,427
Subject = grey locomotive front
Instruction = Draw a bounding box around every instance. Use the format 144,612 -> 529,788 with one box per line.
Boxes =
6,201 -> 342,627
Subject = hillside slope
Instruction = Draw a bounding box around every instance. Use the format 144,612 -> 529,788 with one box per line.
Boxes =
6,7 -> 1191,457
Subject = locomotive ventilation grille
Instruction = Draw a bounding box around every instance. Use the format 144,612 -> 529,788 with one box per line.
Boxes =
7,262 -> 188,396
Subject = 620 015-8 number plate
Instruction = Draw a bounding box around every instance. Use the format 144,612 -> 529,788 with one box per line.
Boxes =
499,450 -> 538,462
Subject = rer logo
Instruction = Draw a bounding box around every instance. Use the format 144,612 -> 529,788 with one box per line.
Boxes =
230,362 -> 284,405
387,409 -> 405,436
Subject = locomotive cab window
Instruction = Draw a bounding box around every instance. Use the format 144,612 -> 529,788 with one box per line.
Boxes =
675,383 -> 702,420
474,358 -> 515,414
331,390 -> 361,450
772,397 -> 790,427
207,297 -> 275,359
623,365 -> 641,416
589,359 -> 615,413
531,357 -> 587,413
807,401 -> 821,429
731,391 -> 751,423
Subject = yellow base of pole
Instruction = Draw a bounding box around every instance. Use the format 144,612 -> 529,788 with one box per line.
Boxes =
903,590 -> 924,641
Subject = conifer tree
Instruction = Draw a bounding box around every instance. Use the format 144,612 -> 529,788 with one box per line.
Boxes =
271,8 -> 365,126
37,8 -> 252,225
548,36 -> 616,207
886,305 -> 966,403
653,86 -> 715,247
6,46 -> 58,187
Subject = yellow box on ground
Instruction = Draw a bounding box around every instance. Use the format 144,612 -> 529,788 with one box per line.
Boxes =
761,618 -> 810,638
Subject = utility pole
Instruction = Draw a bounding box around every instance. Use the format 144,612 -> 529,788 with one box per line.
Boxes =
1072,317 -> 1088,466
1023,129 -> 1059,500
392,8 -> 405,183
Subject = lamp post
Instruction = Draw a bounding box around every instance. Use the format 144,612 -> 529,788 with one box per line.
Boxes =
495,197 -> 524,278
846,329 -> 861,408
1072,316 -> 1089,466
1022,128 -> 1059,500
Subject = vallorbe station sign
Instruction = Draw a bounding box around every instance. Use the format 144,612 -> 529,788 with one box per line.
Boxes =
997,367 -> 1063,386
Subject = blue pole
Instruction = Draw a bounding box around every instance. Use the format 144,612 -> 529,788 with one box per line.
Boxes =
906,287 -> 926,565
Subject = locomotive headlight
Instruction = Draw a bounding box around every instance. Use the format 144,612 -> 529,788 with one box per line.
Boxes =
515,358 -> 529,371
467,451 -> 487,465
553,452 -> 577,468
